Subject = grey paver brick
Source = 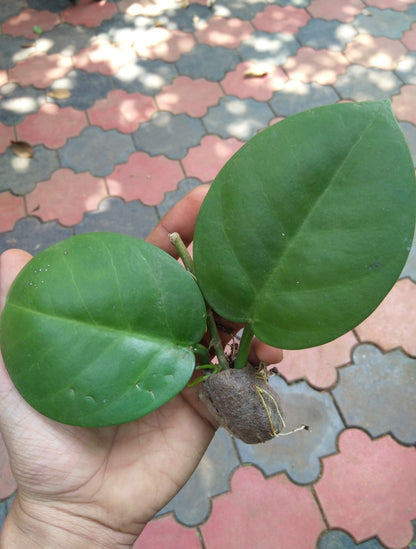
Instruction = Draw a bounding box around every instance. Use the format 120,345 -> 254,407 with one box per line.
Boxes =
213,0 -> 270,20
74,197 -> 159,239
133,111 -> 206,159
333,65 -> 402,102
38,24 -> 96,56
0,83 -> 45,125
269,80 -> 339,116
396,52 -> 416,85
354,7 -> 412,39
0,146 -> 60,195
238,31 -> 299,65
60,126 -> 135,177
332,344 -> 416,445
48,70 -> 114,110
176,44 -> 240,81
296,18 -> 357,51
203,96 -> 273,140
0,0 -> 27,24
0,217 -> 73,255
113,58 -> 178,95
319,529 -> 394,549
156,178 -> 202,218
95,13 -> 154,44
155,3 -> 213,32
28,0 -> 71,12
0,35 -> 36,69
234,375 -> 345,485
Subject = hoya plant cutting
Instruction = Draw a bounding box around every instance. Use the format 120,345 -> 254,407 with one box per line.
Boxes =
1,100 -> 415,444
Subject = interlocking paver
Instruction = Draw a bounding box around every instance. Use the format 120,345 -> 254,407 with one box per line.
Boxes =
221,61 -> 288,101
284,47 -> 349,85
74,38 -> 136,76
203,96 -> 273,140
0,83 -> 45,125
252,5 -> 310,34
9,52 -> 73,89
74,197 -> 159,239
276,331 -> 358,389
2,9 -> 59,39
26,168 -> 108,227
28,0 -> 75,13
95,12 -> 154,45
396,52 -> 416,84
0,216 -> 73,255
401,22 -> 416,50
48,69 -> 114,110
151,3 -> 212,33
159,429 -> 239,526
0,124 -> 14,154
0,192 -> 25,232
195,16 -> 252,49
0,35 -> 35,70
332,344 -> 416,445
155,77 -> 223,117
106,151 -> 184,204
134,515 -> 202,549
36,23 -> 96,56
0,0 -> 27,24
156,178 -> 202,218
365,0 -> 414,9
212,0 -> 269,20
238,30 -> 299,65
333,64 -> 402,101
234,375 -> 344,484
133,111 -> 205,159
319,529 -> 397,549
308,0 -> 364,22
269,80 -> 339,116
344,34 -> 407,70
0,145 -> 60,195
354,7 -> 412,39
315,428 -> 416,549
60,126 -> 135,177
113,58 -> 178,95
296,18 -> 357,51
133,28 -> 196,62
60,0 -> 117,27
176,44 -> 240,81
200,466 -> 325,549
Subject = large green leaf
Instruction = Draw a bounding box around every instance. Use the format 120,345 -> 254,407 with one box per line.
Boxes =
193,100 -> 416,349
0,233 -> 206,426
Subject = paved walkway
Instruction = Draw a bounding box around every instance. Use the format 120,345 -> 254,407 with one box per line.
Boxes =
1,0 -> 416,547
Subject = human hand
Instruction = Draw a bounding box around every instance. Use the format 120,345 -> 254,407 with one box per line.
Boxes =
0,186 -> 282,549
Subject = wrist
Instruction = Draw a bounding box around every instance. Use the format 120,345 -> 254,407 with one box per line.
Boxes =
1,494 -> 140,549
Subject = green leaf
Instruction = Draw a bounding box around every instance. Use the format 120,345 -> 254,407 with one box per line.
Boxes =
0,233 -> 206,426
33,25 -> 43,35
193,100 -> 416,349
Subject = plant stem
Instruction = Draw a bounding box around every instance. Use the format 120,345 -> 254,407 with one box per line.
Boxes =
168,232 -> 229,371
234,323 -> 254,369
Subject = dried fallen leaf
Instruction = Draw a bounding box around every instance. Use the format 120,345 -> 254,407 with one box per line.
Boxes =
154,20 -> 165,27
47,89 -> 72,99
21,42 -> 36,48
181,0 -> 189,8
244,66 -> 270,78
10,141 -> 34,159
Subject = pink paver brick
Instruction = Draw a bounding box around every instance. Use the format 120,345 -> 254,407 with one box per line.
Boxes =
308,0 -> 365,22
252,5 -> 310,34
283,47 -> 349,85
16,104 -> 88,149
392,84 -> 416,125
345,34 -> 407,70
9,53 -> 73,89
0,71 -> 8,88
107,152 -> 183,205
402,23 -> 416,51
26,168 -> 108,226
61,0 -> 117,27
133,28 -> 195,62
355,278 -> 416,357
74,39 -> 135,76
195,16 -> 253,49
2,9 -> 59,39
0,433 -> 16,499
134,515 -> 202,549
182,134 -> 244,182
365,0 -> 413,10
0,124 -> 14,154
156,76 -> 223,117
315,428 -> 416,549
200,466 -> 325,549
0,192 -> 25,233
221,61 -> 287,101
276,331 -> 358,389
88,89 -> 156,133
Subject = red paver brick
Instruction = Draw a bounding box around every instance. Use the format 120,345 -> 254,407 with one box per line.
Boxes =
0,192 -> 25,232
8,53 -> 73,89
133,28 -> 195,62
134,515 -> 202,549
118,0 -> 177,17
107,152 -> 183,205
308,0 -> 365,22
252,5 -> 310,34
345,34 -> 407,70
355,278 -> 416,356
365,0 -> 413,10
276,331 -> 358,389
74,38 -> 135,76
26,168 -> 108,226
182,134 -> 244,182
195,16 -> 253,49
315,428 -> 416,549
200,466 -> 325,549
283,47 -> 349,85
0,124 -> 14,154
61,0 -> 117,27
16,104 -> 88,149
402,22 -> 416,51
391,84 -> 416,124
88,89 -> 156,133
221,61 -> 287,101
2,9 -> 59,39
0,433 -> 16,499
156,76 -> 223,117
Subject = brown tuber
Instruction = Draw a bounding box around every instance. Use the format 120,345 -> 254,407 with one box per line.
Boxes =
199,365 -> 285,444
